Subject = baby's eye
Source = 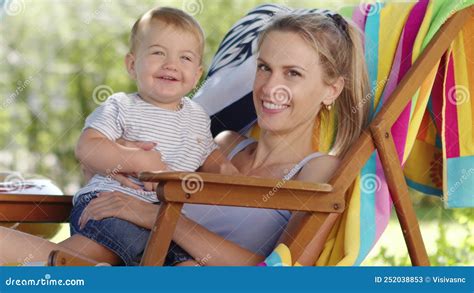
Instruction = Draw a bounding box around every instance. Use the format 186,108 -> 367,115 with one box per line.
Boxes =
287,70 -> 301,77
181,55 -> 192,62
152,51 -> 165,56
257,63 -> 270,72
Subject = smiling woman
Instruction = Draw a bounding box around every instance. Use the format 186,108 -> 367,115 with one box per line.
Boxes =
253,13 -> 369,156
1,2 -> 370,266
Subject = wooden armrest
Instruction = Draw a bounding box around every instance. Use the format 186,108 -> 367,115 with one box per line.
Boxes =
139,172 -> 343,213
140,171 -> 333,191
0,194 -> 73,222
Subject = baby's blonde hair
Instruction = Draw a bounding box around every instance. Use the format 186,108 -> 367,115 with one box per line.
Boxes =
129,7 -> 205,63
258,13 -> 370,157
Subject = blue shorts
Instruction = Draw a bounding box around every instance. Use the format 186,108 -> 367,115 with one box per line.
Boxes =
70,192 -> 193,266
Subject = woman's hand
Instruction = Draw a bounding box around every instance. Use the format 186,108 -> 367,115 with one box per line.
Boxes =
78,191 -> 160,230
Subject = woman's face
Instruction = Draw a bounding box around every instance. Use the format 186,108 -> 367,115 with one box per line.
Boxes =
253,30 -> 336,134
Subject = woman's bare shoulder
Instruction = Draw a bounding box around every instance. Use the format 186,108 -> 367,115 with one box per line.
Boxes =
214,130 -> 249,157
296,154 -> 341,184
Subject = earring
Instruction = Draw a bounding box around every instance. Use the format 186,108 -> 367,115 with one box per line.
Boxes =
325,103 -> 332,111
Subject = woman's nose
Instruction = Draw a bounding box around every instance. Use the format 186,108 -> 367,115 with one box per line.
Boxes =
261,74 -> 283,96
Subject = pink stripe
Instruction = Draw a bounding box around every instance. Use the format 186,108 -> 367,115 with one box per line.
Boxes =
444,53 -> 460,158
352,6 -> 368,31
352,6 -> 368,48
374,157 -> 391,240
391,0 -> 429,162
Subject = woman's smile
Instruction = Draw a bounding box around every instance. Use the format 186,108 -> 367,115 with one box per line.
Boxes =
261,100 -> 290,114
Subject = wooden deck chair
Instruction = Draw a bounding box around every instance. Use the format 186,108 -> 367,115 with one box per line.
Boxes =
2,1 -> 472,267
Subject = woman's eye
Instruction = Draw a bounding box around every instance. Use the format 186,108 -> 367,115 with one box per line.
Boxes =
257,64 -> 270,72
288,70 -> 301,77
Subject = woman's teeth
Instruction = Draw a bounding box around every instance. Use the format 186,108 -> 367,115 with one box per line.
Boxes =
263,101 -> 288,110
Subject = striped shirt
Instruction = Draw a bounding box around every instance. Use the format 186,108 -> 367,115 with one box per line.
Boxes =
73,92 -> 217,205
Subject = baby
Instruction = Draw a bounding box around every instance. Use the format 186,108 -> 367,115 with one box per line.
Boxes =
74,7 -> 236,205
69,7 -> 237,266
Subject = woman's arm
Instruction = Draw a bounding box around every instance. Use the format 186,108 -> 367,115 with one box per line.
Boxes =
173,215 -> 265,266
198,130 -> 247,174
199,149 -> 240,175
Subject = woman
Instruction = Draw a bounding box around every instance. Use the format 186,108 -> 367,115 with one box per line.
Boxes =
0,11 -> 369,266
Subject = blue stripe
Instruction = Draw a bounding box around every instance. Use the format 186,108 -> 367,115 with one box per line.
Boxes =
406,178 -> 442,197
446,156 -> 474,208
355,151 -> 377,265
364,3 -> 383,120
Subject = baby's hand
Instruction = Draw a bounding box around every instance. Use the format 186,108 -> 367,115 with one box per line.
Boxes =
219,162 -> 240,176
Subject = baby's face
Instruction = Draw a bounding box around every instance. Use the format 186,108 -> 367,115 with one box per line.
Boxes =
127,20 -> 203,110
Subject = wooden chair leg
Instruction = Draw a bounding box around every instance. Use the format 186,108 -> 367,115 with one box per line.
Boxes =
371,124 -> 430,266
140,202 -> 183,266
296,213 -> 340,266
285,212 -> 334,265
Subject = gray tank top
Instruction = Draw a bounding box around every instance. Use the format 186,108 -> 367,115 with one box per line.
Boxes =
182,138 -> 323,256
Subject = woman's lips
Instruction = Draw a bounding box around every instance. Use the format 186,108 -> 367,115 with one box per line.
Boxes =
261,100 -> 289,114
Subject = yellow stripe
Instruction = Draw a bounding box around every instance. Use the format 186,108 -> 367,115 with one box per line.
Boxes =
412,1 -> 434,60
375,2 -> 414,104
453,31 -> 473,156
403,64 -> 439,163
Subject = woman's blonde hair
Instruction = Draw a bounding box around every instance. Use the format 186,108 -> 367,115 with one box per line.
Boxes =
258,13 -> 370,157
